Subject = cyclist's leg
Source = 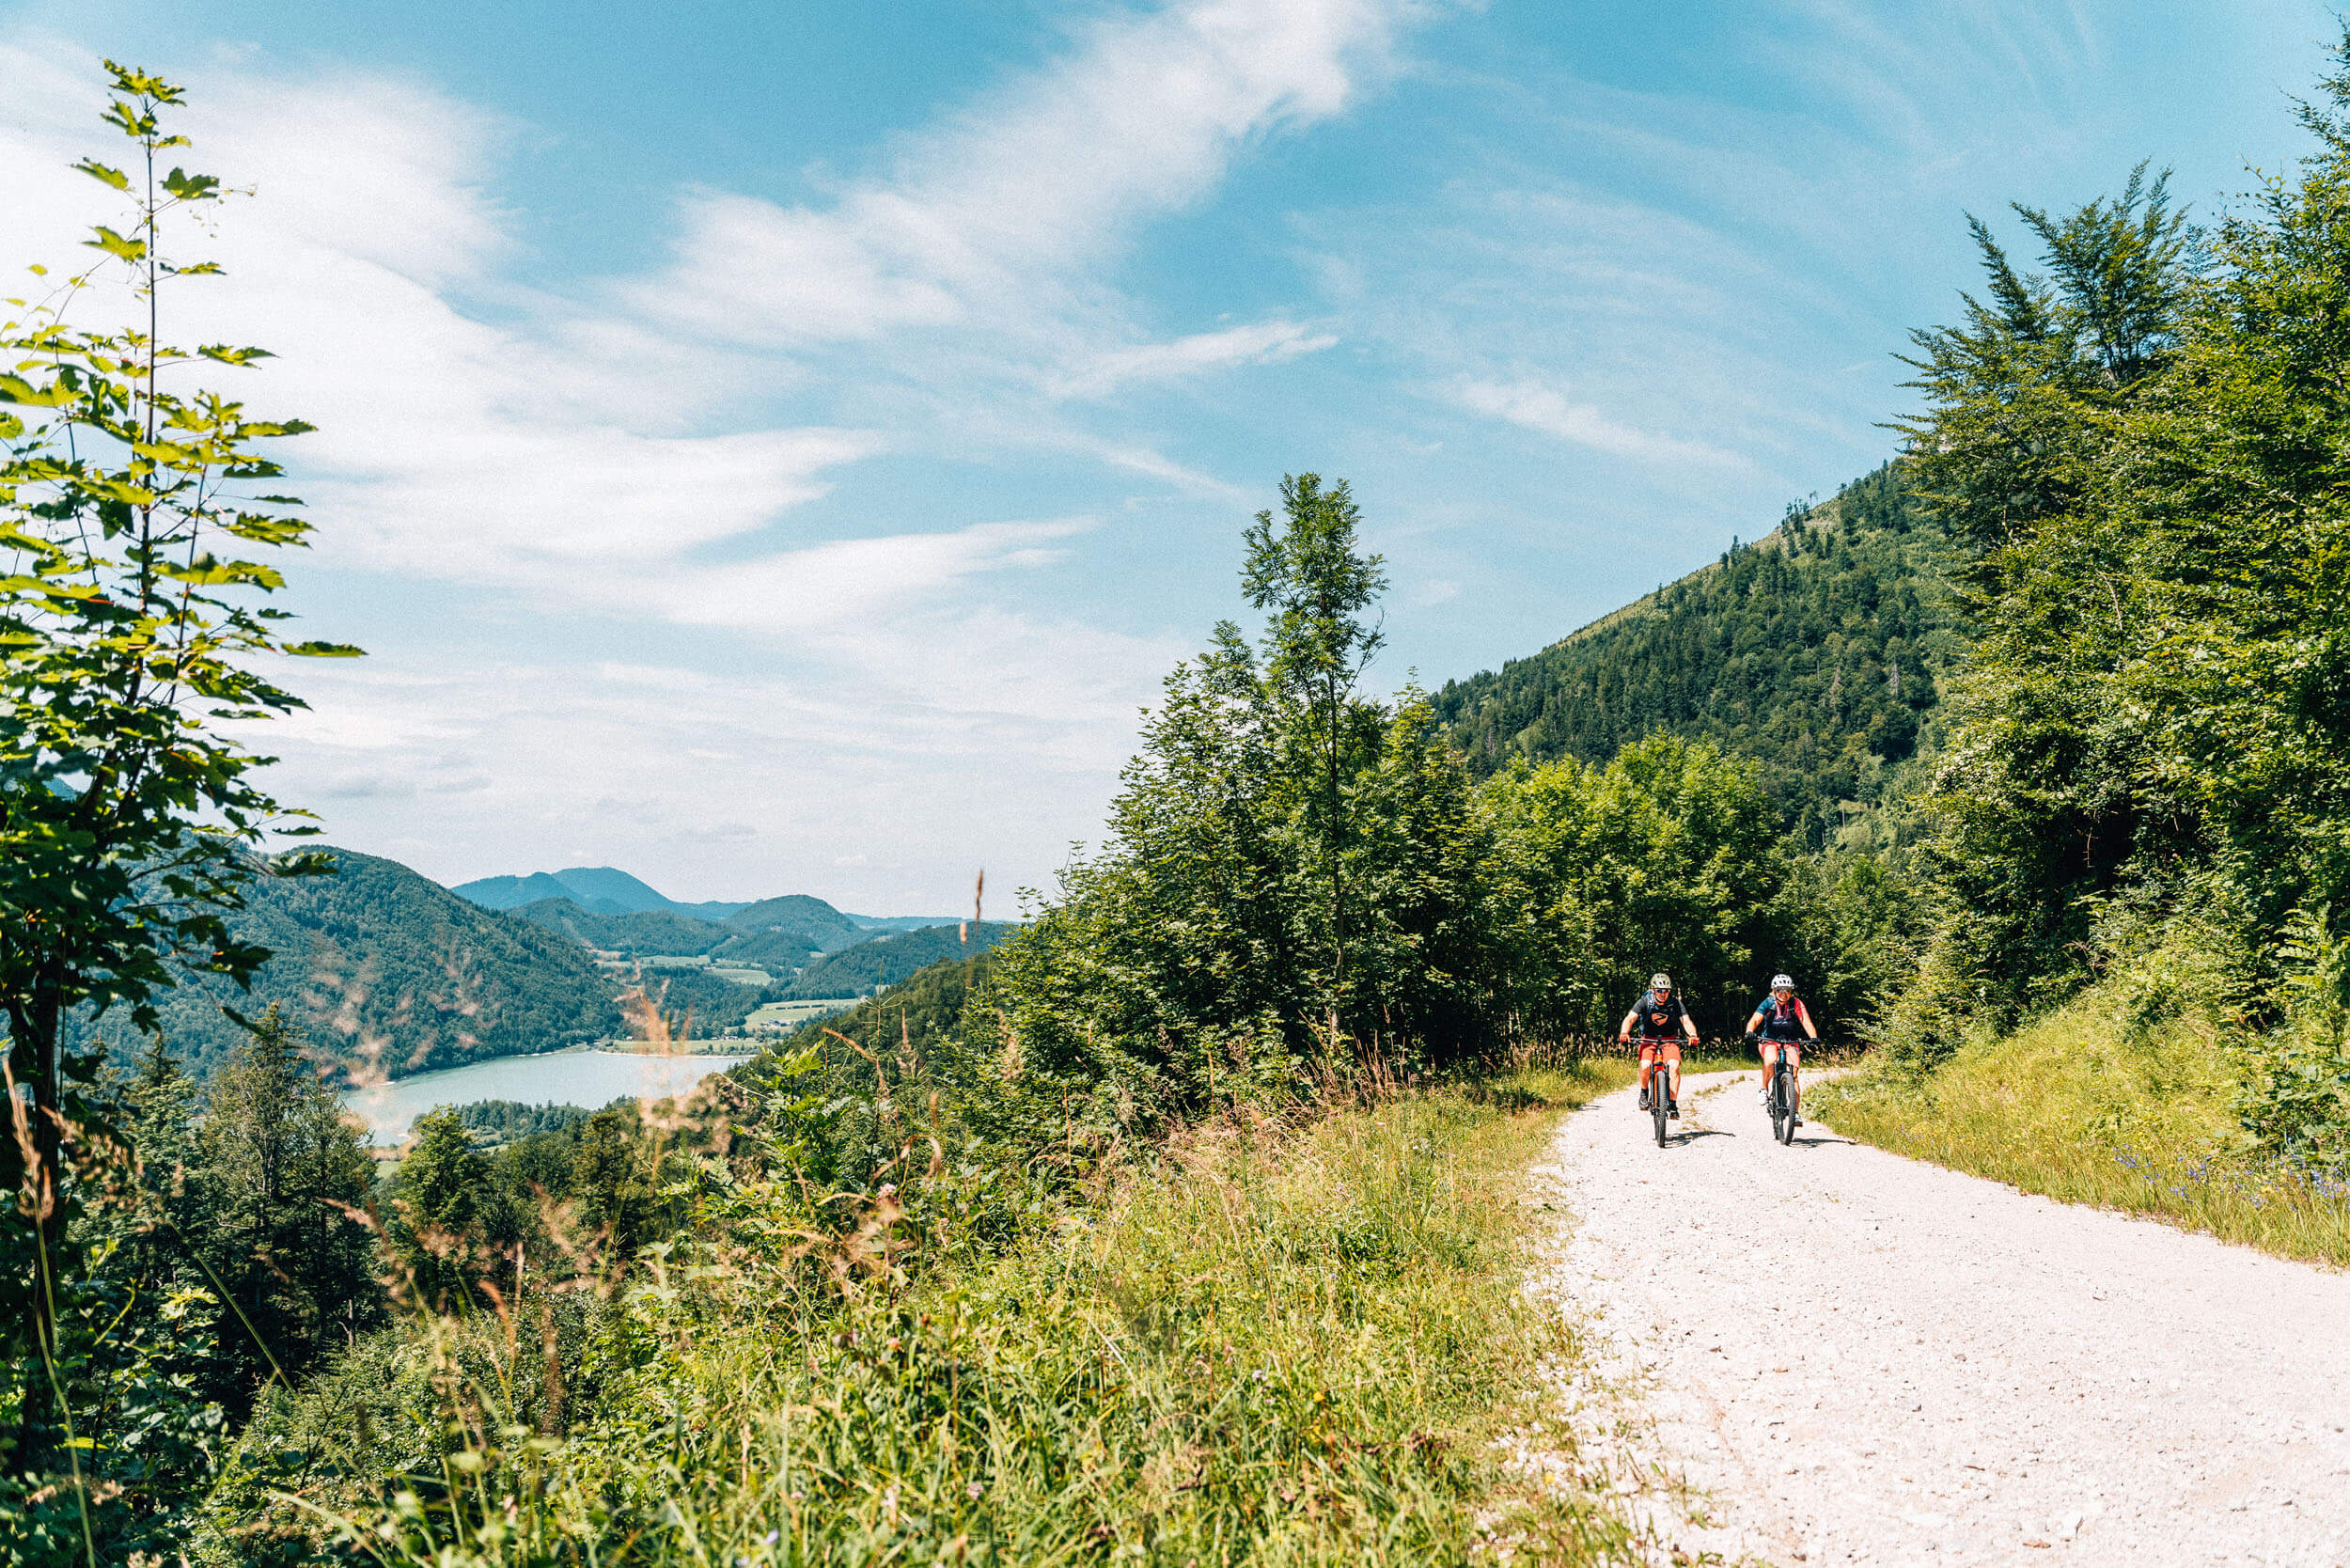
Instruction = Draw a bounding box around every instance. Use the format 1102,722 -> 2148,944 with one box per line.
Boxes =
1786,1041 -> 1801,1114
1637,1042 -> 1657,1098
1663,1039 -> 1683,1101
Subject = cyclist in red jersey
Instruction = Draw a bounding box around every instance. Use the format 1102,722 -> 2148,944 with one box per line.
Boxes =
1620,972 -> 1700,1120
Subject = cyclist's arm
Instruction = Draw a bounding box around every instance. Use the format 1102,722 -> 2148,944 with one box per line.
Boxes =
1680,1007 -> 1700,1041
1795,998 -> 1819,1041
1618,1008 -> 1639,1042
1744,1009 -> 1766,1036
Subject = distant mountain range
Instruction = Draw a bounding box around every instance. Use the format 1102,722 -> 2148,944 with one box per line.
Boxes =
449,865 -> 961,933
449,866 -> 752,920
70,849 -> 622,1082
69,857 -> 1002,1084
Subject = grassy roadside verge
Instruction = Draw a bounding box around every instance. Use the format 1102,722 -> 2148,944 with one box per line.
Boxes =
1809,1015 -> 2350,1269
223,1060 -> 1647,1565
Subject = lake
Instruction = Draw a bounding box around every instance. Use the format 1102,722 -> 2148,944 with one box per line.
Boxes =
341,1049 -> 755,1143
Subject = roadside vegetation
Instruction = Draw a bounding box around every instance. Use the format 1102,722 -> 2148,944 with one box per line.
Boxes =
208,1056 -> 1640,1565
1810,989 -> 2350,1268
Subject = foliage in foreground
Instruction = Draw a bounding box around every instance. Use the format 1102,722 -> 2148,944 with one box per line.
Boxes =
205,1062 -> 1637,1566
2,62 -> 360,1544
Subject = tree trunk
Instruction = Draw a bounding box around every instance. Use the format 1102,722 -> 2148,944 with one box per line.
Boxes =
11,951 -> 66,1455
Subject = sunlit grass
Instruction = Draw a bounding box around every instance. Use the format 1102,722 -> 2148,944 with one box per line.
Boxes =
225,1062 -> 1648,1565
1810,1008 -> 2350,1268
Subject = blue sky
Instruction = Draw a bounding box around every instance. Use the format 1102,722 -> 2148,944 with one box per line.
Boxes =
0,0 -> 2334,909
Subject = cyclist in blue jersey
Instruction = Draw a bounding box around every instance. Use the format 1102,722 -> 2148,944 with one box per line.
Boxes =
1745,973 -> 1818,1126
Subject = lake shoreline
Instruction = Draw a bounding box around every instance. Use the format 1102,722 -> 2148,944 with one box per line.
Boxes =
339,1046 -> 757,1144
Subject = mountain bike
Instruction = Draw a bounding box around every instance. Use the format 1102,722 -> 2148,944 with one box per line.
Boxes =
1765,1043 -> 1797,1145
1633,1042 -> 1675,1146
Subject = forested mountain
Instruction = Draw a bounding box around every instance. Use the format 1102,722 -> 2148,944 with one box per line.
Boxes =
67,850 -> 622,1080
510,888 -> 887,972
782,921 -> 1018,998
720,894 -> 871,954
1432,465 -> 1964,840
512,899 -> 742,957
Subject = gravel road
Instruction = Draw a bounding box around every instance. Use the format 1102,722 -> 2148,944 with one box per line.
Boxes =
1516,1070 -> 2350,1566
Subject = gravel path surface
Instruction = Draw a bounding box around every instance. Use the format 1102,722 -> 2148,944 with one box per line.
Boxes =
1520,1070 -> 2350,1566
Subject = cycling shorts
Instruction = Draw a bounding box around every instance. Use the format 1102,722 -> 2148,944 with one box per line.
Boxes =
1636,1038 -> 1683,1064
1757,1037 -> 1802,1061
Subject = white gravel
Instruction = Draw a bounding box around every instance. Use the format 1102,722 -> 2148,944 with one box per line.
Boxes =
1517,1070 -> 2350,1567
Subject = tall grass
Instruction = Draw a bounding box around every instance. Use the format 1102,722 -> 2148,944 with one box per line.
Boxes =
207,1062 -> 1645,1565
1810,1006 -> 2350,1268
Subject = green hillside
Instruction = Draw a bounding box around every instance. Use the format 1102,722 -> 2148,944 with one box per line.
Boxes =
68,850 -> 622,1080
1431,464 -> 1965,840
781,921 -> 1015,998
744,949 -> 993,1073
512,899 -> 739,957
515,891 -> 877,966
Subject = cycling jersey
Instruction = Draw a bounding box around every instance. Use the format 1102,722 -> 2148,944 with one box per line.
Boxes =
1754,994 -> 1813,1041
1631,988 -> 1689,1040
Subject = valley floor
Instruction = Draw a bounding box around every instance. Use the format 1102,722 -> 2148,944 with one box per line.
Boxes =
1527,1070 -> 2350,1566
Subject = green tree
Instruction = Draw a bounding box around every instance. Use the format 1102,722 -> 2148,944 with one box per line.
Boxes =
1889,166 -> 2202,1043
1242,474 -> 1390,1030
192,1008 -> 379,1404
987,474 -> 1495,1116
1485,735 -> 1792,1041
389,1109 -> 494,1309
0,60 -> 353,1523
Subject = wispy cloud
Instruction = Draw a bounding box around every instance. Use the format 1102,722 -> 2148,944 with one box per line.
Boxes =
1048,319 -> 1339,398
636,0 -> 1422,349
1450,376 -> 1748,469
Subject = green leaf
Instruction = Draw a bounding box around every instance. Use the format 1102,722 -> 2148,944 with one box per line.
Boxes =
103,61 -> 183,102
198,343 -> 274,367
162,166 -> 220,201
285,641 -> 366,658
71,158 -> 130,191
0,372 -> 74,407
82,226 -> 148,263
225,511 -> 310,546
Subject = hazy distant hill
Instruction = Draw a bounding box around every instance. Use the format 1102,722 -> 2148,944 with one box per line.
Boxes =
782,922 -> 1017,999
70,850 -> 622,1081
451,866 -> 748,921
513,892 -> 884,971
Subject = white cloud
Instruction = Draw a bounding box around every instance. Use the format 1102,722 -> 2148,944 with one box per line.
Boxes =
1048,318 -> 1339,398
1451,377 -> 1748,470
638,0 -> 1422,348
